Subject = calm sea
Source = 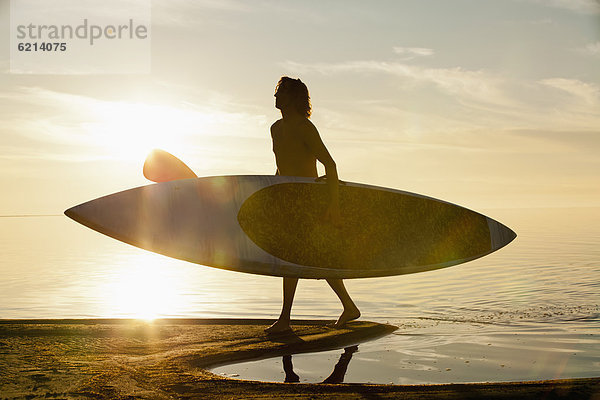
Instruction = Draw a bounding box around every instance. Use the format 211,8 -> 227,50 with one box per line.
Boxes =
1,207 -> 598,383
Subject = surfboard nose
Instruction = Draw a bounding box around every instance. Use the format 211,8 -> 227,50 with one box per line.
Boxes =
64,204 -> 90,227
64,206 -> 78,221
487,218 -> 517,251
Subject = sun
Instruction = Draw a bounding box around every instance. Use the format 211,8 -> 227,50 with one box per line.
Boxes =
86,100 -> 205,162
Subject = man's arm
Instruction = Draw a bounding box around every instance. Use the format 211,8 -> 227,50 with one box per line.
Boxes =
303,122 -> 338,180
271,122 -> 280,176
303,122 -> 341,225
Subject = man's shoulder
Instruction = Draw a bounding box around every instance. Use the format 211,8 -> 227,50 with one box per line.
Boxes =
271,119 -> 281,136
271,119 -> 283,129
298,118 -> 318,137
299,117 -> 316,127
271,118 -> 317,136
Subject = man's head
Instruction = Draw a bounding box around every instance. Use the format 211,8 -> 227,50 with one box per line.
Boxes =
275,76 -> 312,118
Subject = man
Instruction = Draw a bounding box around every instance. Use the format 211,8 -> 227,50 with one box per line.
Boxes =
265,76 -> 360,334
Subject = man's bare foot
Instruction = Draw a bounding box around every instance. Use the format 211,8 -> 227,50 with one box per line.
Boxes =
265,319 -> 293,334
332,307 -> 361,328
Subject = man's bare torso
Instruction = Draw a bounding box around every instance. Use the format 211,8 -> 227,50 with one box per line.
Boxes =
271,118 -> 319,178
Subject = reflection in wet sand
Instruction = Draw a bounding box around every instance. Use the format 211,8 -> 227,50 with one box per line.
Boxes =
321,345 -> 359,384
282,345 -> 359,384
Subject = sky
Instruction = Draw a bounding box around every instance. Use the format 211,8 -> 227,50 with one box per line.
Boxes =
1,0 -> 599,215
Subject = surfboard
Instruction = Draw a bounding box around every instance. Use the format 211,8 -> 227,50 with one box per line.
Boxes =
64,176 -> 516,279
143,149 -> 197,182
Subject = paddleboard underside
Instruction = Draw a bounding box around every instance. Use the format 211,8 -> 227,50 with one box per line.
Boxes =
65,176 -> 516,279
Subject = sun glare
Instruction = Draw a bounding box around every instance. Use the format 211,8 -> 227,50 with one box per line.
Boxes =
104,253 -> 186,320
86,101 -> 208,162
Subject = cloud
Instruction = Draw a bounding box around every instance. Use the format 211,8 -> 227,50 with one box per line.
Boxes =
281,56 -> 600,136
281,59 -> 507,106
577,41 -> 600,57
539,78 -> 600,105
0,87 -> 269,162
392,47 -> 435,60
152,0 -> 250,26
0,145 -> 105,162
524,0 -> 600,14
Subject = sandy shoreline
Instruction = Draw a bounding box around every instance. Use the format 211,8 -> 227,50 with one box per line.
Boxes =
0,319 -> 598,399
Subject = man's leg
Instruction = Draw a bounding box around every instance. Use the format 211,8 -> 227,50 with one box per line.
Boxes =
327,279 -> 360,327
265,277 -> 298,333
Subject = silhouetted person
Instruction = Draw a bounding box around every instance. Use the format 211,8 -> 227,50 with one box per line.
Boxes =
280,345 -> 359,383
282,355 -> 300,383
322,345 -> 358,384
265,77 -> 360,334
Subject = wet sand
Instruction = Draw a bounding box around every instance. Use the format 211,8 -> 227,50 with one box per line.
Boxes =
0,319 -> 598,399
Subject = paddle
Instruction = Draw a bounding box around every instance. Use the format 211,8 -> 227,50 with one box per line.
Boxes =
143,149 -> 198,183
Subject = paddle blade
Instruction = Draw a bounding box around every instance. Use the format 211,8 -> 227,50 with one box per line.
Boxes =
143,149 -> 197,182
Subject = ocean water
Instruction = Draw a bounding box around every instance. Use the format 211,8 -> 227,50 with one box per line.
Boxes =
0,207 -> 599,383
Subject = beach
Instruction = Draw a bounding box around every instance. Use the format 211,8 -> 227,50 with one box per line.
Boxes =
1,319 -> 598,399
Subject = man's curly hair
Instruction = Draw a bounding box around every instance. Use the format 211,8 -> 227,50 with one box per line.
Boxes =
275,76 -> 312,118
